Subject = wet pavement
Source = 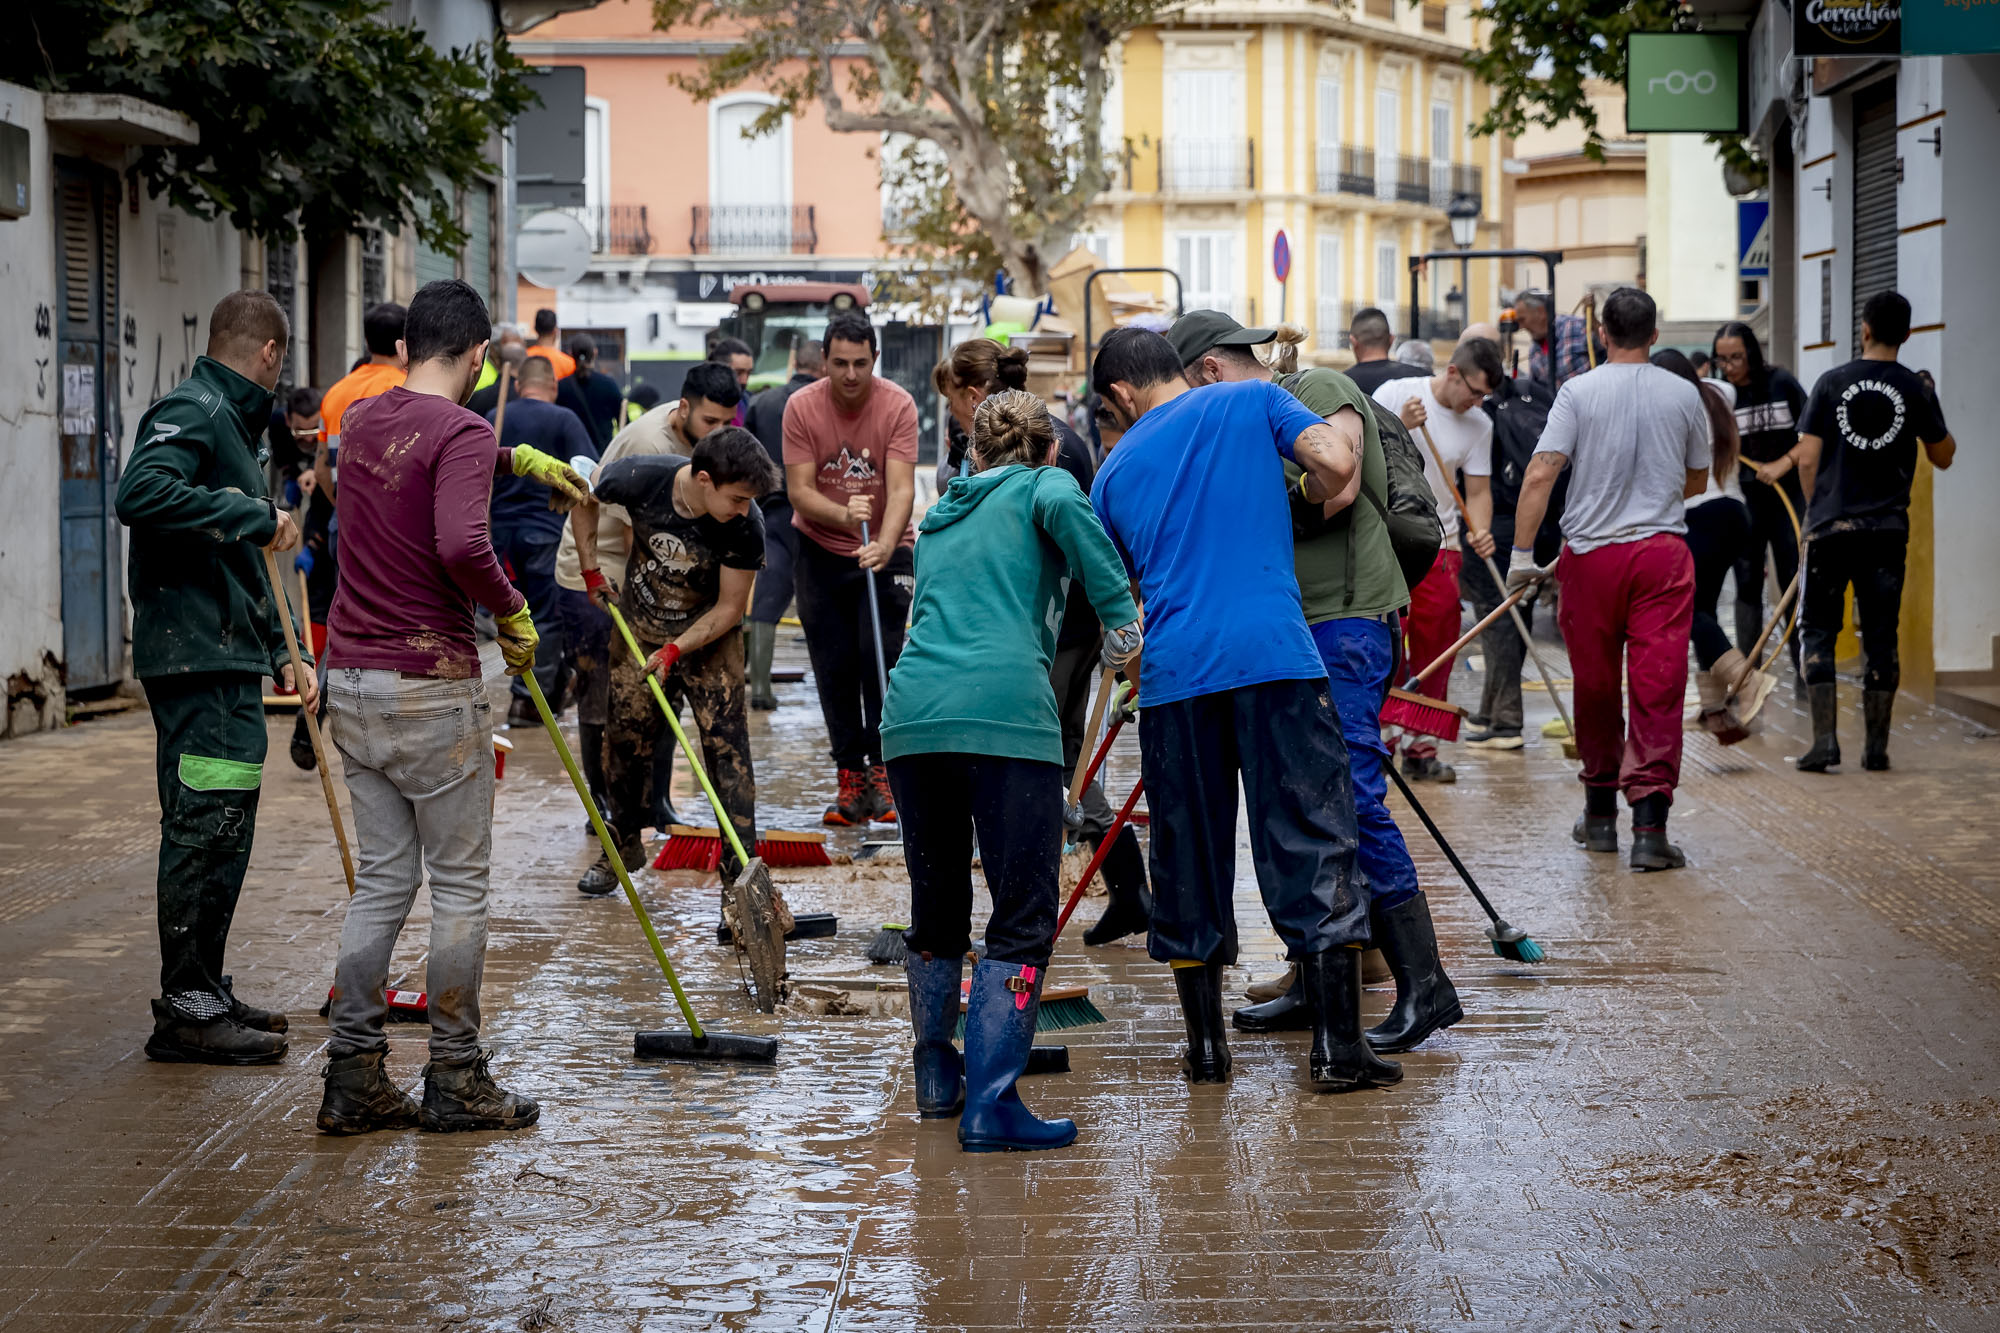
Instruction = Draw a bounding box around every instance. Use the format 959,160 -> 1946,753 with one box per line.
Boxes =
4,629 -> 2000,1331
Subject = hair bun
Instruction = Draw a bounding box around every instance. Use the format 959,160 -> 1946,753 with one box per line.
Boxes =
996,343 -> 1031,391
972,388 -> 1055,470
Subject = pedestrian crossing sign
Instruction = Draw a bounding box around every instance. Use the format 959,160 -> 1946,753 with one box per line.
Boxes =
1739,200 -> 1771,278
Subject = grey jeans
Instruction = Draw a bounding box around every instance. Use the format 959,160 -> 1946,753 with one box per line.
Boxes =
324,668 -> 494,1063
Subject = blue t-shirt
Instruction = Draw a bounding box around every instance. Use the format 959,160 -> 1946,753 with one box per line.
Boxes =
1089,379 -> 1328,705
488,397 -> 598,539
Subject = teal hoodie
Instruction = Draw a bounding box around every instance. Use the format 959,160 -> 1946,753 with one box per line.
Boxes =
880,463 -> 1138,765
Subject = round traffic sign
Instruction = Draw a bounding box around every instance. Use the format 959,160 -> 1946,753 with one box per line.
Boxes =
516,209 -> 592,290
1273,230 -> 1291,284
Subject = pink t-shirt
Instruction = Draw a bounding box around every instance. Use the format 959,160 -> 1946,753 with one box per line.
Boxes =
782,376 -> 919,556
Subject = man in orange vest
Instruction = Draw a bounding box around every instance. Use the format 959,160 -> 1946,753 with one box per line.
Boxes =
526,307 -> 576,379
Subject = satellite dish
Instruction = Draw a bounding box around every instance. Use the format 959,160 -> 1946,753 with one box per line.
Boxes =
516,209 -> 592,289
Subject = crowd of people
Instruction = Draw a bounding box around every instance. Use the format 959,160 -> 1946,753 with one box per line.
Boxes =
116,273 -> 1954,1152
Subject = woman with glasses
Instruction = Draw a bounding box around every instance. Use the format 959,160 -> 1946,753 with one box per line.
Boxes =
1710,322 -> 1807,678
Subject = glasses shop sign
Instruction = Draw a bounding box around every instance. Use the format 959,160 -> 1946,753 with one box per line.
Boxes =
1625,33 -> 1745,133
1796,0 -> 1901,56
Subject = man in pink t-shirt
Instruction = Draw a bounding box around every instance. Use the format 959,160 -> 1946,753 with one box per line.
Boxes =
782,312 -> 919,826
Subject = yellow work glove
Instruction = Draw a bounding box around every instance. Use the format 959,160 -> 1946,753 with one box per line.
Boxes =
509,442 -> 590,511
494,603 -> 539,676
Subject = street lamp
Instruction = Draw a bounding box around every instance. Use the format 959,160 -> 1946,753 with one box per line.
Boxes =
1447,192 -> 1481,249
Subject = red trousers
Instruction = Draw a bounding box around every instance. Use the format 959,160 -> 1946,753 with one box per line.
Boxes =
1399,549 -> 1463,760
1555,534 -> 1695,803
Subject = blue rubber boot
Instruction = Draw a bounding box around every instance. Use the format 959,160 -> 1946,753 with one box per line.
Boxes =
904,952 -> 965,1118
958,959 -> 1078,1153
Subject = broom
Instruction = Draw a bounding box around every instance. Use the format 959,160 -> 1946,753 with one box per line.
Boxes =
1383,758 -> 1545,964
1381,580 -> 1540,740
655,826 -> 831,870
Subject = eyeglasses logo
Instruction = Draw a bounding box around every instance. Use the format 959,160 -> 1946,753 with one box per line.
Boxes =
1648,68 -> 1719,95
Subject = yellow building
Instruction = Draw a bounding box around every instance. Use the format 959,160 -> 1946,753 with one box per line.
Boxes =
1089,0 -> 1506,355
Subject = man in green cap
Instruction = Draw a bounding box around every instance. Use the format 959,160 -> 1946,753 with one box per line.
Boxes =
116,289 -> 308,1066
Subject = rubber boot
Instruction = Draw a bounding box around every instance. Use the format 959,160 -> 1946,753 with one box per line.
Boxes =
1232,967 -> 1309,1032
1363,894 -> 1463,1052
317,1049 -> 420,1135
143,997 -> 287,1065
746,620 -> 779,711
957,959 -> 1077,1152
1082,826 -> 1152,946
577,722 -> 611,829
1301,948 -> 1403,1092
1172,962 -> 1231,1083
1797,683 -> 1841,773
1572,785 -> 1618,853
419,1050 -> 540,1132
1629,792 -> 1686,871
904,951 -> 965,1118
219,973 -> 287,1034
578,829 -> 645,896
1862,690 -> 1894,771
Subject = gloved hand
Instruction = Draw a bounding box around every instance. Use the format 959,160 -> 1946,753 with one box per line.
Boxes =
1101,621 -> 1143,671
645,642 -> 682,682
1112,679 -> 1139,726
581,566 -> 618,612
1503,551 -> 1553,597
509,443 -> 591,511
294,547 -> 315,576
494,603 -> 539,676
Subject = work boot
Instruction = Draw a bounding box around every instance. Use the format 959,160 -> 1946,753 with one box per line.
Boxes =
1244,963 -> 1296,1004
317,1049 -> 420,1135
1572,786 -> 1619,853
865,764 -> 898,824
746,621 -> 779,711
1463,725 -> 1525,751
1403,752 -> 1457,783
1797,683 -> 1841,773
219,974 -> 287,1034
1082,826 -> 1152,946
1301,948 -> 1403,1092
821,768 -> 869,827
419,1050 -> 540,1132
507,695 -> 538,729
289,710 -> 316,771
904,951 -> 965,1118
1628,793 -> 1686,871
1172,962 -> 1231,1083
1716,648 -> 1778,728
1692,668 -> 1748,745
143,997 -> 287,1066
1363,895 -> 1463,1053
577,829 -> 645,896
958,959 -> 1077,1152
1862,690 -> 1895,771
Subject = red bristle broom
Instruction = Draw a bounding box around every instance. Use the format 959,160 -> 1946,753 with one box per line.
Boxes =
1380,580 -> 1539,741
653,825 -> 832,871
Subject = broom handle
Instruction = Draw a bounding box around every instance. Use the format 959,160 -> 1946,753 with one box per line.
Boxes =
491,362 -> 513,444
261,546 -> 355,896
522,671 -> 706,1040
1383,756 -> 1503,929
1072,698 -> 1129,811
1403,581 -> 1536,688
859,520 -> 891,695
1068,669 -> 1117,809
604,601 -> 753,867
1055,776 -> 1146,940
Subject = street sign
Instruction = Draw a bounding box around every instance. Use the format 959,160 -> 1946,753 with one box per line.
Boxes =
1272,230 -> 1291,284
1625,33 -> 1745,134
1904,0 -> 2000,53
1738,200 -> 1771,277
515,209 -> 592,289
1795,0 -> 1901,57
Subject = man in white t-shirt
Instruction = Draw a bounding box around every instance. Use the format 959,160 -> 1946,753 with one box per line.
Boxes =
1373,337 -> 1504,782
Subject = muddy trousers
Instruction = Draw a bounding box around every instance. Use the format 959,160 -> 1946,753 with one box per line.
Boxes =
1399,550 -> 1464,761
1801,528 -> 1907,692
794,534 -> 913,770
1555,534 -> 1695,805
887,753 -> 1063,968
1312,617 -> 1420,911
1139,679 -> 1367,965
324,669 -> 494,1064
604,631 -> 757,876
146,671 -> 267,1005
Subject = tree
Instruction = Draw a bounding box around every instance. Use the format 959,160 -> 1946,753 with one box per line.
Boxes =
654,0 -> 1178,302
13,0 -> 535,248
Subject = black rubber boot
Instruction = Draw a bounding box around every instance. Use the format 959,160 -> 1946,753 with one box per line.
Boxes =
1629,793 -> 1686,871
746,620 -> 779,711
1571,785 -> 1618,853
1363,895 -> 1463,1053
1862,690 -> 1894,771
1301,949 -> 1402,1092
1232,970 -> 1310,1032
1797,683 -> 1841,772
904,951 -> 964,1118
578,830 -> 645,896
577,722 -> 611,828
219,974 -> 287,1034
1172,963 -> 1231,1083
143,998 -> 287,1066
1082,827 -> 1152,946
420,1051 -> 541,1132
317,1049 -> 420,1135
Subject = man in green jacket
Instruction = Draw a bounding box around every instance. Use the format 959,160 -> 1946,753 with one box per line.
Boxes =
116,290 -> 308,1066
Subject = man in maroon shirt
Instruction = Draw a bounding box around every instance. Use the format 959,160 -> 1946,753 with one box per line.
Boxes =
316,279 -> 585,1137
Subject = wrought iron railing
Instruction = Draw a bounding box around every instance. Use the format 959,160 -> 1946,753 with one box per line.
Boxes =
690,204 -> 818,255
1158,138 -> 1255,193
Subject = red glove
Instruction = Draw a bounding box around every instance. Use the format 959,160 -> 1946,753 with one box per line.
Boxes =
644,643 -> 682,680
581,566 -> 616,610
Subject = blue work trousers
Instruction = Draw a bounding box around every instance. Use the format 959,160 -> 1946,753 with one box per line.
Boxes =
1311,616 -> 1421,911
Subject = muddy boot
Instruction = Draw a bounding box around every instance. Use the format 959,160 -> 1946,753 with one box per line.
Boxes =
219,974 -> 287,1034
1233,964 -> 1309,1033
904,951 -> 965,1118
1363,895 -> 1463,1053
143,996 -> 287,1066
1082,826 -> 1152,946
1172,962 -> 1231,1083
1692,668 -> 1748,745
1797,683 -> 1841,773
821,768 -> 868,827
1244,962 -> 1297,1003
578,829 -> 645,896
1862,690 -> 1895,771
1716,648 -> 1778,729
1629,793 -> 1686,871
1571,785 -> 1618,853
419,1051 -> 540,1132
577,722 -> 611,830
958,960 -> 1077,1152
746,620 -> 779,711
865,764 -> 898,824
1302,948 -> 1402,1092
1403,752 -> 1457,784
317,1049 -> 420,1135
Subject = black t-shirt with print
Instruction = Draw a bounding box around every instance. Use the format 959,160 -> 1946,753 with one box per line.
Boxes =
1798,359 -> 1948,536
1733,366 -> 1808,464
593,454 -> 766,642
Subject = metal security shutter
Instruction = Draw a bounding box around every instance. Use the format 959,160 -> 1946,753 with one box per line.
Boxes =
414,172 -> 458,289
1851,82 -> 1897,355
464,181 -> 495,314
55,160 -> 123,690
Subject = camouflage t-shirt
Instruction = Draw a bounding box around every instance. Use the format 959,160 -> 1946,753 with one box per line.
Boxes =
591,454 -> 765,643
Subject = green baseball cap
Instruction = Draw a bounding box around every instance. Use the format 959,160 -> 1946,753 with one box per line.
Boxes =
1167,309 -> 1278,368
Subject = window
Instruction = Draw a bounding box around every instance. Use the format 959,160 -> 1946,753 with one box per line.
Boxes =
1375,88 -> 1400,201
1376,240 -> 1401,331
584,98 -> 609,214
1431,100 -> 1454,204
1175,231 -> 1239,315
1166,68 -> 1246,190
880,132 -> 944,237
1316,231 -> 1343,344
1317,77 -> 1343,148
710,95 -> 793,253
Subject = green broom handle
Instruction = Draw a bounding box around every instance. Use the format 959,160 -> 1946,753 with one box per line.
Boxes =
603,601 -> 753,868
522,669 -> 706,1041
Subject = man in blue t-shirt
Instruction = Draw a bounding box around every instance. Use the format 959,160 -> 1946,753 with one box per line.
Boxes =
1088,328 -> 1400,1094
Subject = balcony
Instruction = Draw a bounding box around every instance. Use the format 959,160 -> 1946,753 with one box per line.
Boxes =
552,204 -> 652,256
1317,145 -> 1376,196
1159,138 -> 1254,193
1429,162 -> 1483,210
690,204 -> 818,256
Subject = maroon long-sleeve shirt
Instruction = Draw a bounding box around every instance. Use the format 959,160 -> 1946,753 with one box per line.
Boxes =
326,386 -> 525,679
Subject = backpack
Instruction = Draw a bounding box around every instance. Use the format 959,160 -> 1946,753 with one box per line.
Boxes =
1361,399 -> 1445,592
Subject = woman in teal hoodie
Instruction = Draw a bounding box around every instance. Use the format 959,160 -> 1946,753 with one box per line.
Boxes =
880,390 -> 1141,1153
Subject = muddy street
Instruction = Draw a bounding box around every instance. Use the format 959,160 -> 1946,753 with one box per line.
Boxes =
3,640 -> 2000,1331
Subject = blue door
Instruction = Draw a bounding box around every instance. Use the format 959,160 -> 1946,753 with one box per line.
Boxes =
55,160 -> 123,690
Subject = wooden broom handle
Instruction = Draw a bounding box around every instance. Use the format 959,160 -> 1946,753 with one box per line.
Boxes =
1404,581 -> 1537,688
1068,669 -> 1116,809
263,546 -> 355,895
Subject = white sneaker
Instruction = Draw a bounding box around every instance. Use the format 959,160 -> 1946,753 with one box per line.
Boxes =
1464,728 -> 1526,751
